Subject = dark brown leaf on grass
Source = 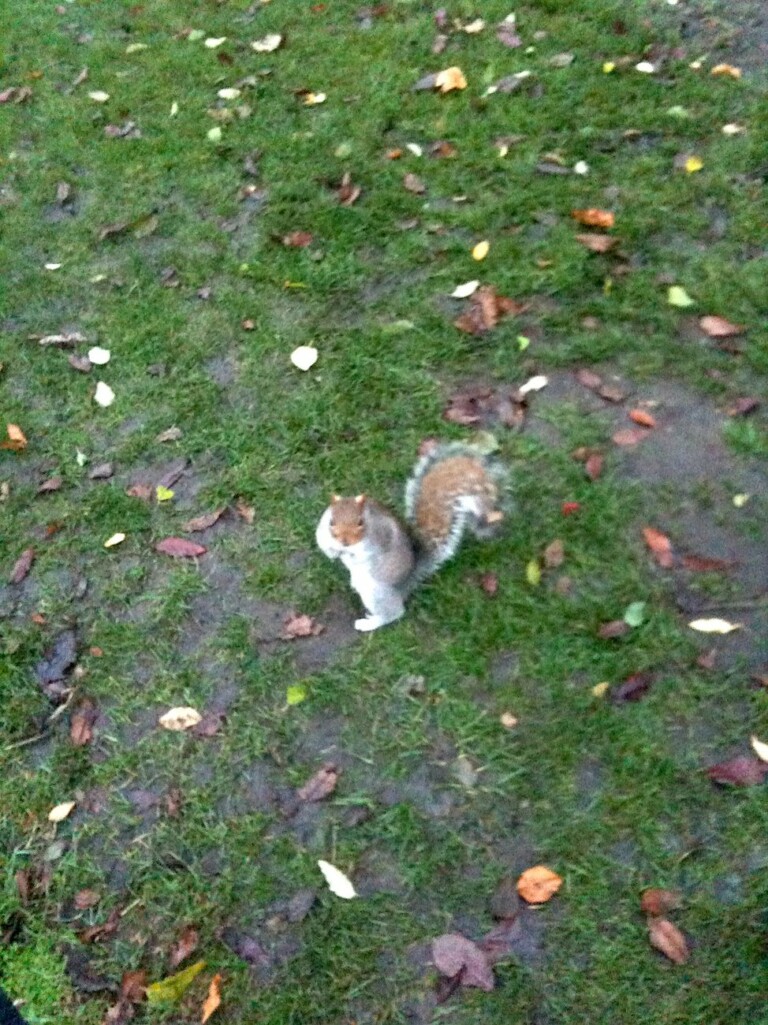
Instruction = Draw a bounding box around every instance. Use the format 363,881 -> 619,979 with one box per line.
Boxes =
282,230 -> 313,247
63,945 -> 112,994
155,537 -> 207,558
337,172 -> 362,206
681,554 -> 735,573
9,548 -> 34,584
70,698 -> 98,747
585,453 -> 604,481
575,232 -> 617,253
599,383 -> 627,403
287,887 -> 317,923
169,924 -> 199,969
103,969 -> 147,1024
79,907 -> 120,943
430,140 -> 458,158
642,526 -> 674,568
726,396 -> 760,417
74,888 -> 101,910
182,508 -> 226,533
699,315 -> 744,338
432,933 -> 495,991
641,889 -> 681,916
612,671 -> 654,703
454,286 -> 525,336
543,539 -> 564,568
648,917 -> 689,964
480,572 -> 498,596
156,457 -> 188,490
598,620 -> 630,639
297,763 -> 339,802
281,612 -> 325,639
706,755 -> 768,787
403,172 -> 426,194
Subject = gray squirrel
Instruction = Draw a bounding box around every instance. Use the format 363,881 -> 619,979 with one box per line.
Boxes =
315,441 -> 506,631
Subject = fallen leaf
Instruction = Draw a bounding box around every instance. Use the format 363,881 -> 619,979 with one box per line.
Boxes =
282,231 -> 314,247
496,20 -> 522,48
518,374 -> 548,394
37,331 -> 86,347
235,499 -> 255,524
641,889 -> 682,916
500,711 -> 518,729
432,933 -> 494,991
35,629 -> 77,695
69,354 -> 93,373
526,559 -> 541,586
297,763 -> 339,802
281,612 -> 325,639
598,383 -> 627,402
629,409 -> 657,428
585,453 -> 604,481
575,232 -> 616,253
688,618 -> 741,634
543,539 -> 564,568
337,172 -> 362,206
642,527 -> 674,567
571,209 -> 614,229
699,315 -> 744,338
612,671 -> 654,702
561,501 -> 580,516
403,172 -> 426,194
155,426 -> 183,443
598,620 -> 630,639
711,63 -> 741,78
251,33 -> 283,52
726,397 -> 760,417
575,369 -> 603,390
706,755 -> 768,786
156,485 -> 174,503
668,285 -> 694,307
550,51 -> 575,68
9,548 -> 34,584
159,707 -> 203,731
471,240 -> 490,260
87,346 -> 110,365
201,973 -> 222,1023
623,601 -> 646,627
751,736 -> 768,763
38,476 -> 62,494
182,508 -> 226,532
88,90 -> 110,103
648,917 -> 689,964
451,280 -> 479,298
104,533 -> 126,548
453,285 -> 524,335
3,424 -> 28,451
317,859 -> 357,899
480,571 -> 499,595
79,908 -> 120,944
684,155 -> 703,173
146,960 -> 206,1005
94,381 -> 115,407
434,66 -> 467,92
592,681 -> 610,697
70,698 -> 98,747
286,684 -> 307,706
290,345 -> 319,371
48,800 -> 76,823
696,648 -> 717,670
155,537 -> 207,558
517,865 -> 562,904
612,428 -> 647,446
681,554 -> 734,572
74,888 -> 101,910
169,925 -> 200,969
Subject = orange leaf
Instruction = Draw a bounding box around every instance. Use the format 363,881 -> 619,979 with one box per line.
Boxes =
641,889 -> 681,916
648,917 -> 689,964
516,865 -> 562,904
2,423 -> 28,451
201,973 -> 222,1023
642,526 -> 674,568
571,208 -> 615,229
629,408 -> 657,428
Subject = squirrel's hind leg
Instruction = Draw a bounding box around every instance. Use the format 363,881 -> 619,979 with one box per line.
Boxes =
353,582 -> 405,632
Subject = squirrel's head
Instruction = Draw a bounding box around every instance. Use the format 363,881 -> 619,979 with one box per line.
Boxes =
329,493 -> 366,547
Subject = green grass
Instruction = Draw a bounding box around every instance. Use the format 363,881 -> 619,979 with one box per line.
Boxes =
1,0 -> 767,1022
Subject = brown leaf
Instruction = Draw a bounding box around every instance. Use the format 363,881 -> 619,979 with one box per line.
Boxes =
70,698 -> 98,747
543,539 -> 564,569
337,172 -> 362,206
575,233 -> 617,253
79,907 -> 119,943
282,231 -> 313,247
429,140 -> 457,158
726,397 -> 760,417
164,787 -> 183,818
281,612 -> 325,639
68,354 -> 93,373
696,648 -> 717,671
155,537 -> 207,558
642,526 -> 674,568
480,572 -> 499,596
169,925 -> 199,969
432,933 -> 495,991
699,315 -> 744,338
74,888 -> 101,910
496,23 -> 522,48
629,408 -> 657,428
403,172 -> 426,194
612,671 -> 654,702
706,755 -> 768,787
516,865 -> 563,904
648,917 -> 689,964
156,457 -> 188,490
598,383 -> 627,403
641,889 -> 681,917
612,428 -> 647,446
297,763 -> 339,802
182,508 -> 226,533
191,712 -> 224,738
585,453 -> 604,481
126,483 -> 152,501
201,972 -> 223,1023
571,208 -> 615,229
38,476 -> 63,493
454,286 -> 525,336
120,969 -> 147,1004
575,369 -> 603,390
431,33 -> 448,55
9,548 -> 35,584
681,554 -> 735,573
598,619 -> 630,639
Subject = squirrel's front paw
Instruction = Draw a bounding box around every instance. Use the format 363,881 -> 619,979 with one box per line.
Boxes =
355,616 -> 382,632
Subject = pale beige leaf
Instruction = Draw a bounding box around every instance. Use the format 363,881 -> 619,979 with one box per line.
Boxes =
159,707 -> 203,731
317,859 -> 357,899
48,800 -> 76,823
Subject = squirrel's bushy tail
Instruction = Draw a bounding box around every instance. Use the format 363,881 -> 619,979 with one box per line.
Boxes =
403,442 -> 507,590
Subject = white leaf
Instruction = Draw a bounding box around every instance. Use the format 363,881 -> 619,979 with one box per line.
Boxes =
44,263 -> 62,271
218,88 -> 241,100
204,37 -> 227,48
304,92 -> 326,105
751,736 -> 768,763
519,374 -> 549,395
290,345 -> 318,371
635,61 -> 656,73
48,801 -> 76,823
573,160 -> 589,175
88,90 -> 110,102
251,33 -> 283,53
94,381 -> 115,407
317,859 -> 357,899
207,126 -> 222,143
451,280 -> 479,298
732,493 -> 750,507
688,618 -> 742,634
721,123 -> 745,136
104,532 -> 126,548
159,706 -> 202,731
88,346 -> 111,365
405,143 -> 423,157
463,18 -> 485,33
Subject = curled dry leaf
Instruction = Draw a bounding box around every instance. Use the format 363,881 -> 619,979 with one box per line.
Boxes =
648,917 -> 689,964
454,285 -> 525,335
706,755 -> 768,787
612,671 -> 654,702
434,66 -> 467,92
641,889 -> 682,916
201,973 -> 223,1023
571,208 -> 614,229
517,865 -> 562,904
159,706 -> 203,731
155,537 -> 207,558
9,548 -> 35,584
297,763 -> 339,802
70,698 -> 98,747
432,933 -> 495,991
337,172 -> 361,206
642,526 -> 674,568
403,172 -> 426,194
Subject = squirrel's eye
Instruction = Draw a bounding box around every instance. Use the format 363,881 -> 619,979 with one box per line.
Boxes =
357,519 -> 364,527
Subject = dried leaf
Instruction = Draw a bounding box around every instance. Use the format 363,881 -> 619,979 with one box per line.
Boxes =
48,800 -> 76,823
454,286 -> 525,335
585,453 -> 604,481
155,537 -> 207,558
69,354 -> 93,373
235,499 -> 255,524
750,736 -> 768,763
317,859 -> 357,899
598,620 -> 630,639
155,426 -> 182,443
681,554 -> 734,572
543,539 -> 564,568
471,239 -> 490,260
169,925 -> 199,969
3,423 -> 28,451
629,409 -> 657,428
434,66 -> 467,92
74,888 -> 101,910
282,231 -> 313,247
648,917 -> 689,964
337,172 -> 362,206
726,397 -> 760,417
642,526 -> 674,567
146,960 -> 206,1005
403,172 -> 426,194
9,548 -> 35,584
706,755 -> 768,787
641,889 -> 682,916
251,33 -> 283,52
480,572 -> 498,596
711,63 -> 741,78
688,618 -> 741,634
575,233 -> 616,253
159,707 -> 203,731
201,973 -> 223,1023
291,345 -> 319,371
451,280 -> 479,298
182,508 -> 226,533
281,612 -> 325,639
79,908 -> 120,944
297,763 -> 339,802
612,428 -> 647,446
612,671 -> 654,702
517,865 -> 562,904
571,209 -> 614,229
575,369 -> 603,390
70,698 -> 98,747
432,933 -> 494,991
699,315 -> 744,338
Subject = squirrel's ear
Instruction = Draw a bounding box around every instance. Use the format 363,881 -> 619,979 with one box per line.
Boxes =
330,494 -> 341,505
354,494 -> 367,507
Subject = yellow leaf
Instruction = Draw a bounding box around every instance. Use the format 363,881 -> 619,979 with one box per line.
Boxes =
286,684 -> 307,706
684,155 -> 703,173
156,485 -> 174,502
472,240 -> 490,261
667,285 -> 694,308
525,559 -> 541,586
602,61 -> 615,73
2,423 -> 27,451
146,961 -> 206,1005
733,493 -> 749,507
303,92 -> 326,105
592,682 -> 610,698
711,63 -> 741,79
159,707 -> 202,731
435,66 -> 467,93
201,973 -> 223,1023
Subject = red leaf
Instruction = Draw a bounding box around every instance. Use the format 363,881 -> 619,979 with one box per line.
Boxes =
699,315 -> 744,338
154,537 -> 207,558
706,755 -> 768,787
561,501 -> 580,516
9,548 -> 35,584
297,763 -> 339,802
432,933 -> 495,991
282,231 -> 313,247
681,554 -> 735,572
629,408 -> 657,428
642,527 -> 674,568
169,924 -> 199,969
726,397 -> 760,417
585,453 -> 604,481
